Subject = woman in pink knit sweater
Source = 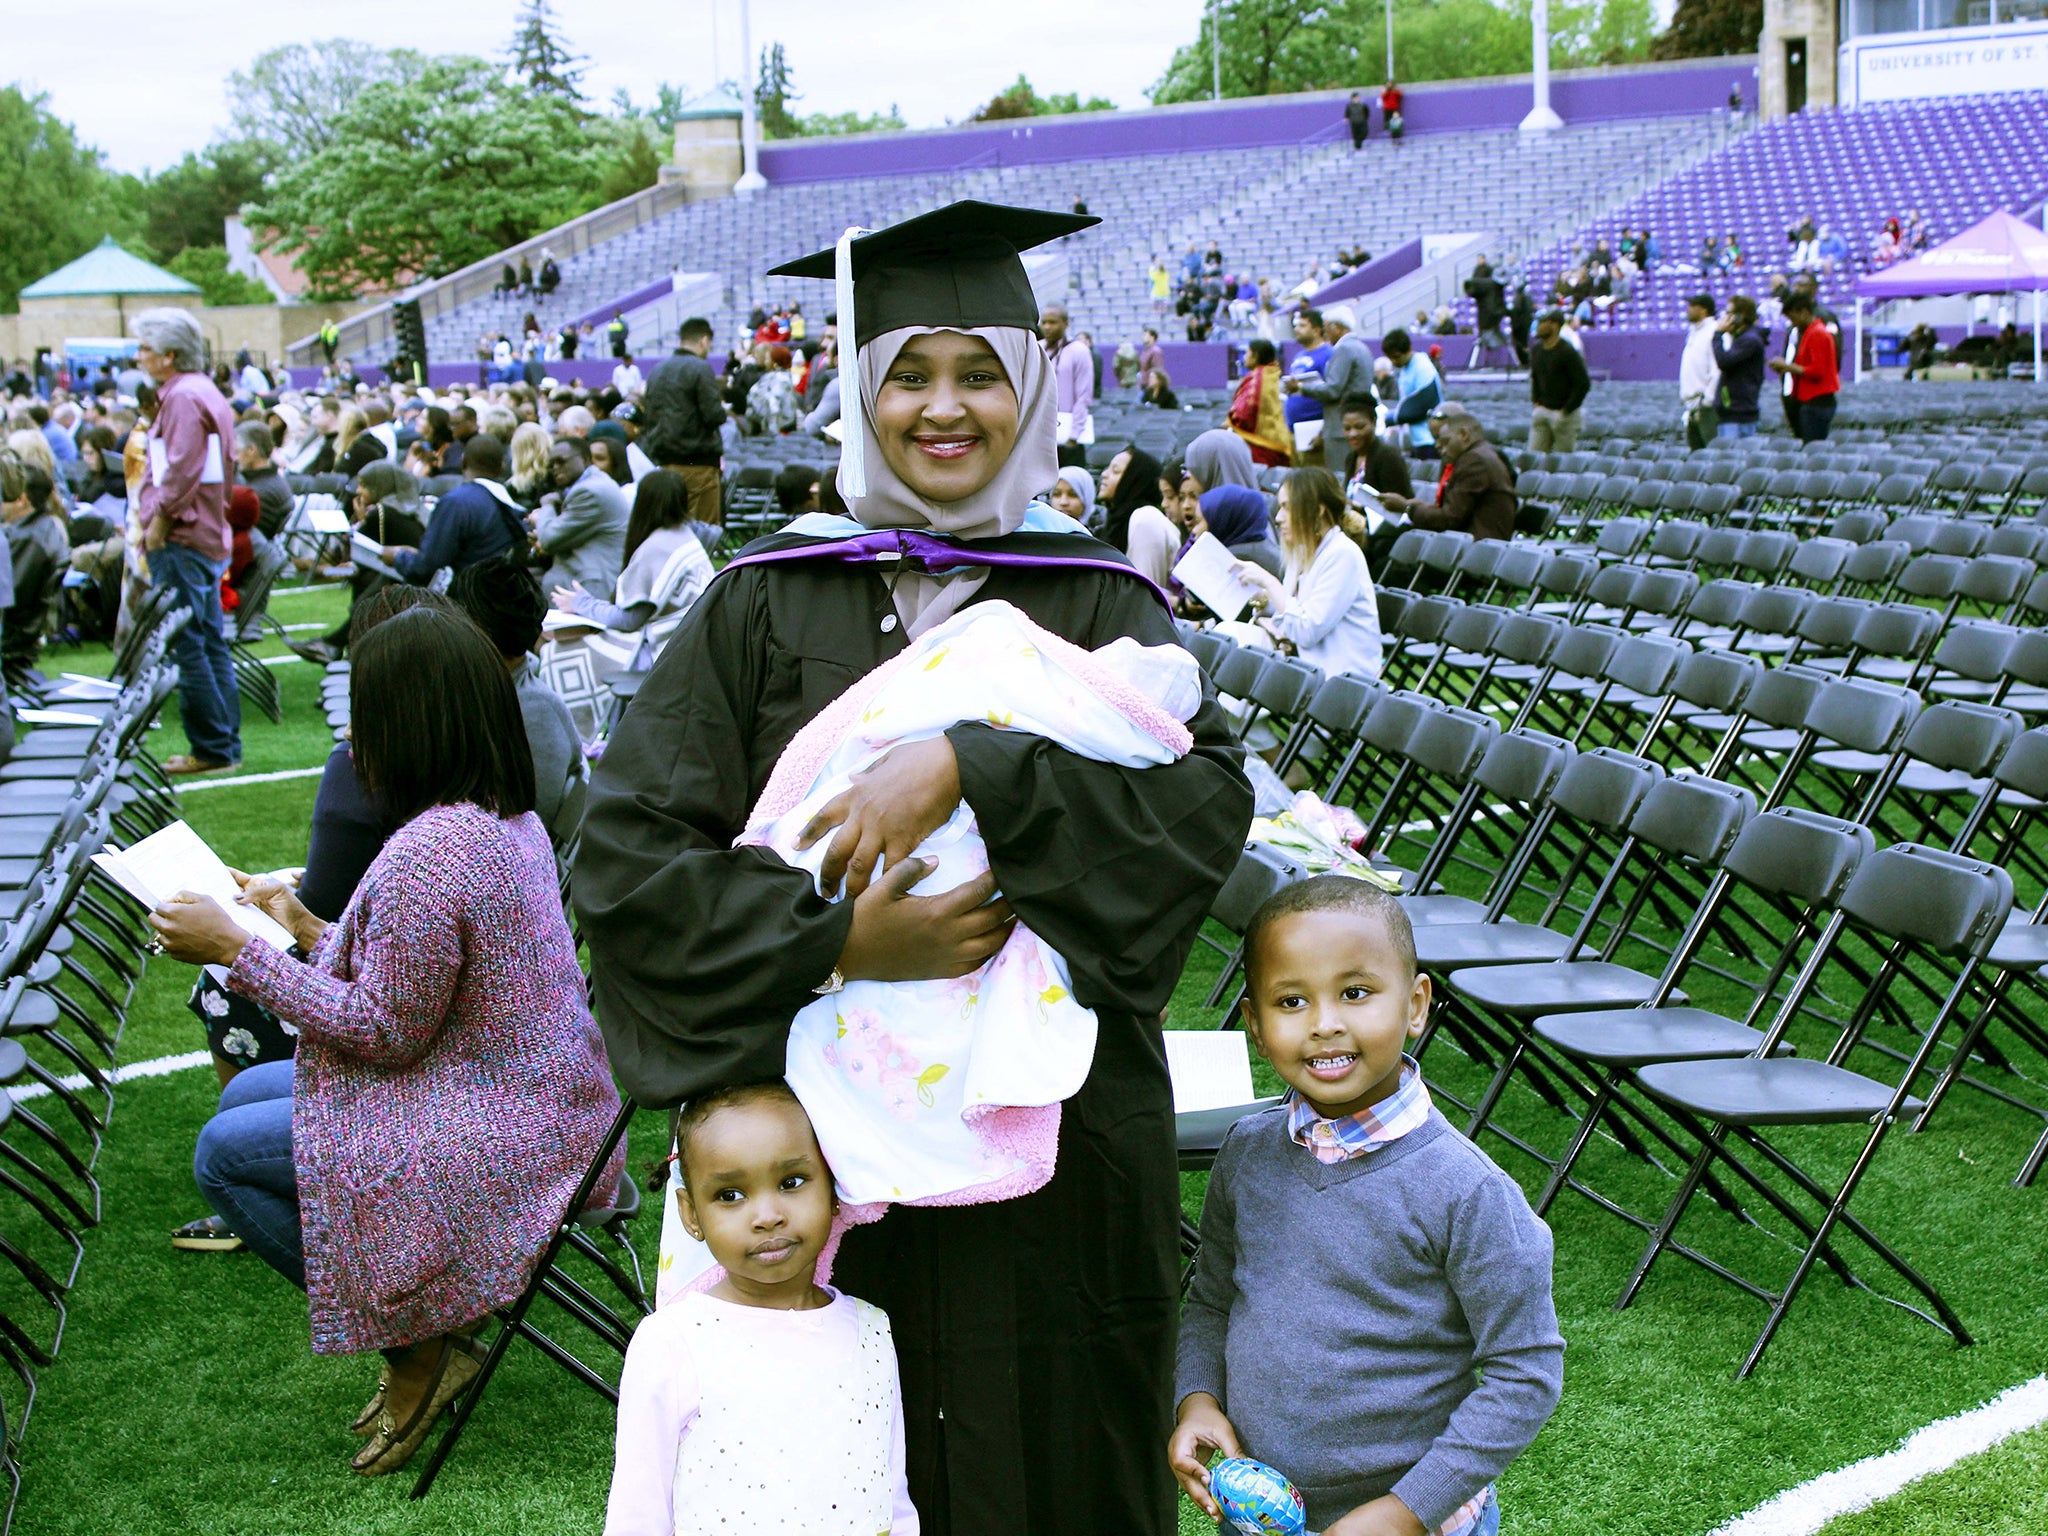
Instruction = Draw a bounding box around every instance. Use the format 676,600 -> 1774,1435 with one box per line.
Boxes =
150,605 -> 623,1476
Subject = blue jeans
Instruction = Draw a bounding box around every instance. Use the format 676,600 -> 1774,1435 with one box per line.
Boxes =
1716,419 -> 1759,439
194,1059 -> 301,1288
150,540 -> 242,764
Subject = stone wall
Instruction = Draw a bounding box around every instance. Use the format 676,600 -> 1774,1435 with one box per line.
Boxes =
0,296 -> 377,369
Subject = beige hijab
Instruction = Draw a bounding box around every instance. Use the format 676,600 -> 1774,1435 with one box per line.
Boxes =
849,325 -> 1060,637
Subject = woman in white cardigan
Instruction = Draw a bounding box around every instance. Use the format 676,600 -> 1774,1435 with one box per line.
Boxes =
1229,465 -> 1384,679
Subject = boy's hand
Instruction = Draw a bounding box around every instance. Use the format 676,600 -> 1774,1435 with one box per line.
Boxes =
1323,1495 -> 1429,1536
1167,1393 -> 1241,1518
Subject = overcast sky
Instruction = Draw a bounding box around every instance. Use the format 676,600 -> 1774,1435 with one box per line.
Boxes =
19,0 -> 1212,176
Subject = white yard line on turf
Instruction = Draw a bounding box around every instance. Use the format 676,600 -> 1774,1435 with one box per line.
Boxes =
10,1049 -> 213,1103
1711,1375 -> 2048,1535
178,766 -> 327,792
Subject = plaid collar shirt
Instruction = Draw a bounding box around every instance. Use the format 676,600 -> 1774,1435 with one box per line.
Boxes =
1284,1055 -> 1433,1164
1284,1059 -> 1493,1536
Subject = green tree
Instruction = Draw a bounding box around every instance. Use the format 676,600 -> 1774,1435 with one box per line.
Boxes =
757,42 -> 803,139
596,117 -> 667,204
798,107 -> 908,136
1651,0 -> 1762,58
139,140 -> 280,266
0,87 -> 139,313
505,0 -> 588,102
610,81 -> 692,134
165,246 -> 274,307
1149,1 -> 1358,102
971,74 -> 1117,121
227,40 -> 431,158
1149,0 -> 1653,103
245,57 -> 602,298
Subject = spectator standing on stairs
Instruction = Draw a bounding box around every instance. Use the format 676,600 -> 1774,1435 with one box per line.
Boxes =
1345,91 -> 1371,149
1041,303 -> 1094,469
1528,309 -> 1591,453
607,310 -> 630,359
1282,304 -> 1374,476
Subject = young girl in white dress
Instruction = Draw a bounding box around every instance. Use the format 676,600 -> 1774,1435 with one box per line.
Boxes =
605,1082 -> 918,1536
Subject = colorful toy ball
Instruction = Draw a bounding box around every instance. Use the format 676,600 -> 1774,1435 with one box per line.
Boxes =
1209,1456 -> 1309,1535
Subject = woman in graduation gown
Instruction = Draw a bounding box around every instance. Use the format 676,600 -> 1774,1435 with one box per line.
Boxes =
574,202 -> 1253,1536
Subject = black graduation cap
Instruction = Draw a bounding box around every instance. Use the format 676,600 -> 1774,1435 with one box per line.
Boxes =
769,201 -> 1099,351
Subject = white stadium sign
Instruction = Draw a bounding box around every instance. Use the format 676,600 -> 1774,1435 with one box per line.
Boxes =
1847,20 -> 2048,106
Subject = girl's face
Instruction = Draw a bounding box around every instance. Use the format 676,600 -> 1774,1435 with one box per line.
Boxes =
679,1097 -> 836,1305
873,331 -> 1020,505
1176,475 -> 1203,530
1099,450 -> 1129,502
1274,484 -> 1294,543
1048,478 -> 1086,518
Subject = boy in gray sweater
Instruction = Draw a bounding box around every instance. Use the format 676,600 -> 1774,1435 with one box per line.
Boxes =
1171,878 -> 1563,1536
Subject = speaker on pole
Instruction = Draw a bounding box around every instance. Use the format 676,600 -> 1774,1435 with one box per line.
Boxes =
393,298 -> 428,386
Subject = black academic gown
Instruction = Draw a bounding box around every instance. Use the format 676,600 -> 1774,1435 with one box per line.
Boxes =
575,529 -> 1252,1536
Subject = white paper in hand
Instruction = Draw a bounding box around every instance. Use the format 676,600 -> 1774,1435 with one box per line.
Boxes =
92,821 -> 297,952
1163,1031 -> 1259,1113
307,507 -> 353,535
349,532 -> 396,576
1172,532 -> 1257,623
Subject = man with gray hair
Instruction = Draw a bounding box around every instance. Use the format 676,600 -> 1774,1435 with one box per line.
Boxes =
1282,303 -> 1375,474
1377,403 -> 1517,543
132,306 -> 242,773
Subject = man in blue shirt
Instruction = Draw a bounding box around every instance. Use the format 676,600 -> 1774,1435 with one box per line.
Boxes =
1284,308 -> 1333,461
388,433 -> 528,585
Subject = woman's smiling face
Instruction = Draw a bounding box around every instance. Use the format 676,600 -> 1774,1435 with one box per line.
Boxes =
872,331 -> 1020,503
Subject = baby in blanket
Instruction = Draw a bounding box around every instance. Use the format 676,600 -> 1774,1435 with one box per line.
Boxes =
741,598 -> 1201,1214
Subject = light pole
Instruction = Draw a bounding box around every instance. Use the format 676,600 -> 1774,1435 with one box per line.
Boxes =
1521,0 -> 1563,133
736,0 -> 768,192
1211,0 -> 1222,101
1385,0 -> 1395,84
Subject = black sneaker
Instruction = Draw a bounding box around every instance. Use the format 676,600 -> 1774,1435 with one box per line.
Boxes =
171,1214 -> 245,1252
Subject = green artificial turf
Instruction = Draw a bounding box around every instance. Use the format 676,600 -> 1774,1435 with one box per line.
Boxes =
13,588 -> 2048,1534
1818,1422 -> 2048,1535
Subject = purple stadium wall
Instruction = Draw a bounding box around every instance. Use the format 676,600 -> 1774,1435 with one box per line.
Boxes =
756,58 -> 1757,183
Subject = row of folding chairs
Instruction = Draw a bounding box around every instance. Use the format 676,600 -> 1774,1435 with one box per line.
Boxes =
0,612 -> 187,1511
1178,605 -> 2048,1374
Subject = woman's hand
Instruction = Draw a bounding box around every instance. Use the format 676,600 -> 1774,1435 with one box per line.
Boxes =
148,893 -> 251,968
550,582 -> 587,612
837,860 -> 1014,982
797,737 -> 962,899
1232,561 -> 1285,614
1166,1393 -> 1242,1518
1323,1496 -> 1429,1536
230,868 -> 327,953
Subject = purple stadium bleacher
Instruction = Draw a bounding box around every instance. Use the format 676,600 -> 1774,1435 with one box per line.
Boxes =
1457,91 -> 2048,332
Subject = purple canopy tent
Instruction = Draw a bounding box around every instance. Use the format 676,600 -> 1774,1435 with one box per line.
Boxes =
1854,210 -> 2048,383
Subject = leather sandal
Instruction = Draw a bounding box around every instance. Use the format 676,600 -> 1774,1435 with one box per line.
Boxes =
161,755 -> 235,777
350,1363 -> 391,1437
350,1338 -> 481,1476
170,1213 -> 244,1252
